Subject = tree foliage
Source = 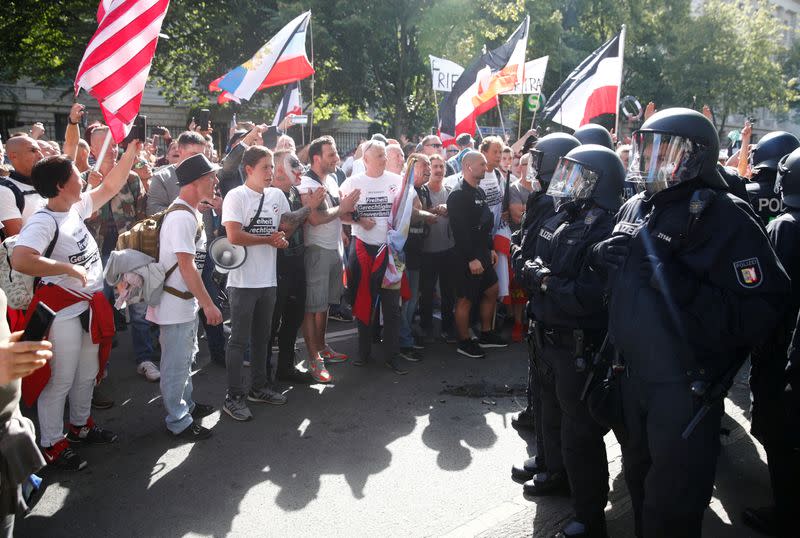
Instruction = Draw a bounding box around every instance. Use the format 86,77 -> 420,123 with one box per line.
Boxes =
0,0 -> 795,136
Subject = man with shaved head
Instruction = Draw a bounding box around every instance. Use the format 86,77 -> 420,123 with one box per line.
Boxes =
446,150 -> 506,358
0,135 -> 45,238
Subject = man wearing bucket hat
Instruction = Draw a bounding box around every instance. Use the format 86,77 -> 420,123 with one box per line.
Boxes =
146,153 -> 223,441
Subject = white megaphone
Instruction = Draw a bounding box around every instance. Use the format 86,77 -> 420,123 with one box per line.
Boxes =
208,237 -> 247,274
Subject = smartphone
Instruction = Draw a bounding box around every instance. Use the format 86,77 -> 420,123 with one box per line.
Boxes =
151,126 -> 166,137
123,115 -> 147,144
290,114 -> 308,126
197,109 -> 211,131
21,302 -> 56,342
263,125 -> 279,149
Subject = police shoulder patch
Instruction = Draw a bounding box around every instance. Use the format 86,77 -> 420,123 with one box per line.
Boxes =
733,257 -> 762,288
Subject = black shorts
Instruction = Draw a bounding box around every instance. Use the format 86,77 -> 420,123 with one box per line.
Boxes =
454,259 -> 498,302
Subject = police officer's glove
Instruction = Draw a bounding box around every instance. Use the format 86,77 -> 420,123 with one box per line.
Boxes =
589,234 -> 629,270
522,258 -> 551,291
511,244 -> 524,275
643,255 -> 697,306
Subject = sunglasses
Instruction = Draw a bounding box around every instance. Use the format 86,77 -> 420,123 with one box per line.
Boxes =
425,143 -> 443,149
133,161 -> 149,170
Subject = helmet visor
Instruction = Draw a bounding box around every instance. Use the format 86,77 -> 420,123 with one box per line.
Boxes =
628,131 -> 705,194
547,157 -> 599,212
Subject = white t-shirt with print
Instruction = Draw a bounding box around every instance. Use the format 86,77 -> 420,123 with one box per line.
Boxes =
0,177 -> 47,225
340,172 -> 405,246
16,192 -> 102,319
298,174 -> 341,250
480,169 -> 503,212
146,200 -> 205,325
221,185 -> 289,289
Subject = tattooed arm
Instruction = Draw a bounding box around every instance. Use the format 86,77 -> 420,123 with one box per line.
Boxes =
279,206 -> 312,237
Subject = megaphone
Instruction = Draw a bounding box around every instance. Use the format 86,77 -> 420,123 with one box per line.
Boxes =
208,237 -> 247,274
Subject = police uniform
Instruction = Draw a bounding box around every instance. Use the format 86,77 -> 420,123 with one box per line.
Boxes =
746,169 -> 783,224
510,133 -> 580,484
608,180 -> 789,537
528,206 -> 615,534
746,147 -> 800,537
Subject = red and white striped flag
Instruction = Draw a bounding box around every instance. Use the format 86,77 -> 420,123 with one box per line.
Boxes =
75,0 -> 171,142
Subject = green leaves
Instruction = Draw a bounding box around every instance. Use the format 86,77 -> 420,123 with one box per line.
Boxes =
0,0 -> 793,135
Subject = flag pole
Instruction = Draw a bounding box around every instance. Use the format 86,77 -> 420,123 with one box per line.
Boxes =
517,95 -> 523,140
308,16 -> 315,141
496,98 -> 506,139
614,25 -> 626,139
93,129 -> 113,172
433,89 -> 441,133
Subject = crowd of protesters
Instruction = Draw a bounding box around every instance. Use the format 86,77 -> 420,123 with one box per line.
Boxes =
0,99 -> 797,538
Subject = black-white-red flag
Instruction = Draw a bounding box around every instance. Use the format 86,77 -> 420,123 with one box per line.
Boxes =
438,16 -> 529,144
542,28 -> 625,130
271,82 -> 303,126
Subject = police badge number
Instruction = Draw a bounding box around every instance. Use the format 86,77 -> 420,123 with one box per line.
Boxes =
733,257 -> 762,288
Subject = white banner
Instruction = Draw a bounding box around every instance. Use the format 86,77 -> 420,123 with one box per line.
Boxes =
430,55 -> 465,92
504,56 -> 549,95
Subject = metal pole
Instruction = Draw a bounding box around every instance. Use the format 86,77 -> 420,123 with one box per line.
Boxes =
614,25 -> 626,138
517,95 -> 524,140
93,128 -> 113,172
496,98 -> 506,138
308,18 -> 315,141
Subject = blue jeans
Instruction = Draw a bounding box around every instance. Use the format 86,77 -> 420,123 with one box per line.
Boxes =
399,269 -> 420,348
159,320 -> 199,434
129,302 -> 157,364
200,261 -> 225,358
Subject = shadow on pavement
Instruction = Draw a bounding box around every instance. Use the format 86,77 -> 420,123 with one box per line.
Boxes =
17,332 -> 521,537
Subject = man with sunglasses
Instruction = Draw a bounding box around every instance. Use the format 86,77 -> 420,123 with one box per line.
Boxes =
420,135 -> 444,158
590,108 -> 789,537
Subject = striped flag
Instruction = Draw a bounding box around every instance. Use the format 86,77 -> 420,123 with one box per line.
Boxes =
271,82 -> 303,127
542,28 -> 625,130
438,16 -> 529,144
75,0 -> 171,142
209,12 -> 314,104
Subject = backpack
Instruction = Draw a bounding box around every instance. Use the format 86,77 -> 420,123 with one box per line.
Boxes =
116,204 -> 202,300
0,178 -> 39,241
0,211 -> 60,310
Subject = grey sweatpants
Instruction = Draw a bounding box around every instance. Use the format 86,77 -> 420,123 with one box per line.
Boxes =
226,286 -> 277,397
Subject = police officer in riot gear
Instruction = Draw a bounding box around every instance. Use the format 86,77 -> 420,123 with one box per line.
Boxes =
743,147 -> 800,537
519,145 -> 624,537
510,133 -> 580,480
590,108 -> 790,538
746,131 -> 800,224
573,123 -> 614,150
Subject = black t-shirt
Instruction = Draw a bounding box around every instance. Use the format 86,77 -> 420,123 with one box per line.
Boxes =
446,178 -> 494,265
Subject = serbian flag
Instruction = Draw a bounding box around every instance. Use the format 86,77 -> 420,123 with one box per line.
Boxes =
542,27 -> 625,130
271,82 -> 303,126
210,11 -> 314,104
438,16 -> 529,144
75,0 -> 171,142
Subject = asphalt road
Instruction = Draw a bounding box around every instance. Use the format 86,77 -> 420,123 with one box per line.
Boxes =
16,319 -> 772,537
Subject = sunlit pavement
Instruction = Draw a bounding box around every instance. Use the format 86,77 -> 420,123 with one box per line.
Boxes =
18,321 -> 769,537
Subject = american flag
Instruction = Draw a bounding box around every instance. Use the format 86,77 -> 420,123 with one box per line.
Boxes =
75,0 -> 171,142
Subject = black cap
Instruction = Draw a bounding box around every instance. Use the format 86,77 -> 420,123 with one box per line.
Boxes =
175,154 -> 220,186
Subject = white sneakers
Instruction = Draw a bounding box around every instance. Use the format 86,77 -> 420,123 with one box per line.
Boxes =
136,360 -> 161,382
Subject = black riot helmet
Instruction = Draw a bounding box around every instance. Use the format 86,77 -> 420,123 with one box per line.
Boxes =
546,144 -> 625,213
775,147 -> 800,209
573,123 -> 614,149
527,133 -> 581,188
751,131 -> 800,172
628,107 -> 726,194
